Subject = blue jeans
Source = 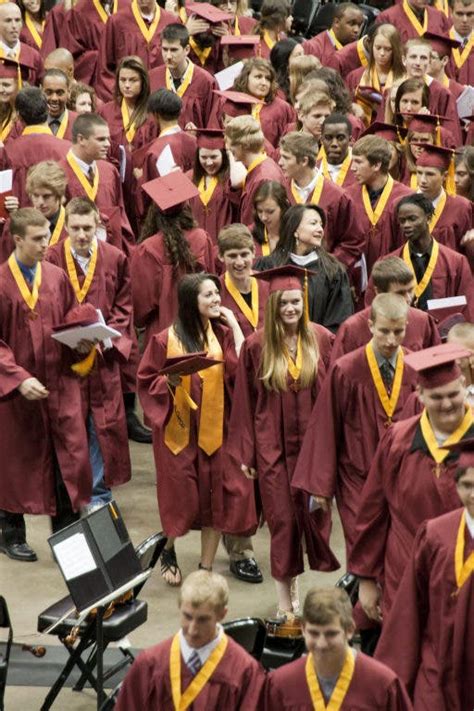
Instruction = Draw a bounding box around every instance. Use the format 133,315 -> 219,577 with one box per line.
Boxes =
88,413 -> 112,505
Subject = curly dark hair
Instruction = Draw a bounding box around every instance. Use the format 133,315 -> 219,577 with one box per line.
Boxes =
139,203 -> 197,272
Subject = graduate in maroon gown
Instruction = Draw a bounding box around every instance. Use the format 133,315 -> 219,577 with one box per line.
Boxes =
46,198 -> 132,503
279,131 -> 364,271
59,113 -> 135,251
347,134 -> 414,274
446,0 -> 473,85
250,180 -> 291,259
317,114 -> 357,190
293,294 -> 418,563
0,208 -> 92,562
265,586 -> 413,710
303,3 -> 364,67
18,0 -> 46,53
131,172 -> 215,348
94,0 -> 176,101
0,3 -> 43,85
377,0 -> 450,44
227,265 -> 339,617
5,87 -> 70,207
40,2 -> 66,60
424,31 -> 466,104
40,68 -> 78,141
332,256 -> 441,361
149,24 -> 218,130
224,113 -> 284,225
350,343 -> 474,622
332,35 -> 370,79
65,0 -> 119,86
138,271 -> 247,584
116,571 -> 265,711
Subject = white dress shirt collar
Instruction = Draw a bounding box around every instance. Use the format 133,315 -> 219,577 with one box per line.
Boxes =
179,624 -> 223,667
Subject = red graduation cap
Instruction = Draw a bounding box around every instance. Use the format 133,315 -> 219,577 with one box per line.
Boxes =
194,127 -> 225,150
442,438 -> 474,471
186,2 -> 233,23
404,343 -> 471,388
53,303 -> 99,331
214,89 -> 263,117
0,55 -> 35,80
141,171 -> 199,211
159,353 -> 223,377
405,113 -> 447,135
423,31 -> 461,57
414,143 -> 453,171
254,264 -> 313,294
361,121 -> 408,143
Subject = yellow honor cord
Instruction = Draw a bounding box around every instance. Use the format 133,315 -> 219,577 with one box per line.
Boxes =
328,28 -> 343,50
131,0 -> 160,42
22,124 -> 52,136
170,633 -> 228,711
234,16 -> 240,35
243,153 -> 267,187
402,0 -> 427,35
428,191 -> 447,233
25,12 -> 44,49
92,0 -> 109,23
262,29 -> 276,50
189,37 -> 212,65
285,334 -> 302,381
290,175 -> 324,205
262,227 -> 271,256
64,237 -> 98,303
450,29 -> 473,68
224,272 -> 259,329
55,109 -> 69,140
7,253 -> 41,310
305,649 -> 355,710
356,38 -> 368,67
320,151 -> 351,187
48,206 -> 66,246
251,102 -> 263,123
0,117 -> 12,142
365,343 -> 404,422
198,175 -> 218,207
120,99 -> 137,144
66,150 -> 99,201
402,238 -> 439,299
361,175 -> 394,227
420,407 -> 473,466
455,514 -> 474,589
410,173 -> 417,191
165,61 -> 194,98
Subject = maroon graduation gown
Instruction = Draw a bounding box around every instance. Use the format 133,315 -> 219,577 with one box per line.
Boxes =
19,20 -> 43,53
94,5 -> 177,100
236,156 -> 285,225
46,240 -> 132,488
187,173 -> 235,247
426,77 -> 462,145
376,5 -> 450,43
349,414 -> 474,615
66,0 -> 115,85
447,45 -> 474,85
286,176 -> 364,270
293,346 -> 418,559
226,326 -> 339,579
331,305 -> 441,362
333,38 -> 368,79
130,227 -> 215,347
12,42 -> 43,85
264,651 -> 413,710
303,29 -> 345,69
0,260 -> 92,515
345,179 -> 414,274
137,323 -> 240,536
41,3 -> 66,58
218,275 -> 268,339
430,193 -> 473,257
376,509 -> 474,711
258,98 -> 296,149
115,635 -> 265,711
149,64 -> 218,130
0,214 -> 68,264
315,157 -> 358,190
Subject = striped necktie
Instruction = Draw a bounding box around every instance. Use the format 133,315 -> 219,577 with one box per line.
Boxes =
187,650 -> 202,676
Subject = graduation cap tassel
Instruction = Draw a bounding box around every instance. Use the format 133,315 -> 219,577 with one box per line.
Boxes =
304,270 -> 309,324
435,118 -> 441,147
446,154 -> 456,196
71,346 -> 97,377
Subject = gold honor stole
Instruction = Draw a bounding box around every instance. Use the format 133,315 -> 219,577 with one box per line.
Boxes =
66,150 -> 99,201
262,227 -> 270,256
402,238 -> 439,300
291,175 -> 324,205
368,67 -> 393,93
166,61 -> 194,98
170,633 -> 228,711
365,343 -> 404,426
164,325 -> 224,456
410,173 -> 417,191
328,29 -> 343,50
189,38 -> 212,66
64,237 -> 98,303
251,102 -> 263,123
7,253 -> 41,311
0,117 -> 13,142
120,99 -> 137,144
402,0 -> 428,35
178,6 -> 187,23
25,12 -> 44,49
22,124 -> 52,136
262,29 -> 276,50
285,335 -> 302,382
420,406 -> 473,477
55,110 -> 71,140
305,649 -> 355,710
434,0 -> 449,15
428,191 -> 447,233
356,38 -> 368,68
361,175 -> 394,228
131,0 -> 161,43
320,150 -> 351,187
198,176 -> 218,207
234,16 -> 240,35
48,206 -> 66,246
224,272 -> 259,329
243,153 -> 267,188
450,29 -> 473,68
93,0 -> 118,23
455,514 -> 474,589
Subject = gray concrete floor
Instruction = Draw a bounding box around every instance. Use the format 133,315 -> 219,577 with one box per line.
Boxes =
1,439 -> 346,710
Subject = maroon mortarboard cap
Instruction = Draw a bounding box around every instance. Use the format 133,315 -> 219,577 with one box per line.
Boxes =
187,2 -> 233,23
141,171 -> 199,211
159,353 -> 223,377
404,343 -> 470,388
423,31 -> 461,57
254,264 -> 313,294
0,56 -> 34,79
414,143 -> 453,170
53,303 -> 99,331
361,121 -> 408,142
442,438 -> 474,470
355,86 -> 383,105
214,89 -> 262,117
404,113 -> 446,133
220,34 -> 260,46
194,127 -> 225,150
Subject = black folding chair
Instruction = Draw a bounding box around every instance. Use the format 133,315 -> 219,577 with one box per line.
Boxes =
0,597 -> 13,711
223,617 -> 267,661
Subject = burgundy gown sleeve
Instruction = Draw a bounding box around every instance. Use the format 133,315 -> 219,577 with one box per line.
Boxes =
137,330 -> 172,431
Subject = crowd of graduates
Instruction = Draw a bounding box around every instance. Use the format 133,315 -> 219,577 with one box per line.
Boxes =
0,0 -> 473,706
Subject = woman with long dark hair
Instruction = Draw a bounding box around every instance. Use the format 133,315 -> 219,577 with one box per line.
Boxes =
138,272 -> 246,585
253,0 -> 293,60
18,0 -> 47,51
270,37 -> 304,101
256,204 -> 353,332
251,180 -> 290,258
131,180 -> 215,349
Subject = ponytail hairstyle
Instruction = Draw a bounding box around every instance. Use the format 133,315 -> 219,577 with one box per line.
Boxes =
139,202 -> 197,272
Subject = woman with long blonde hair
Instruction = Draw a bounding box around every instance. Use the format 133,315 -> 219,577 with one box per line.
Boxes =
227,264 -> 338,620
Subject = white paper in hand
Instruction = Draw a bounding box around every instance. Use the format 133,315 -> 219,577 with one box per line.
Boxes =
156,145 -> 178,176
215,61 -> 244,90
0,169 -> 12,193
53,533 -> 97,581
51,321 -> 121,349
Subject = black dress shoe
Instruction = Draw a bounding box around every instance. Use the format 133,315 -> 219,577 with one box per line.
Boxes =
0,541 -> 38,562
230,558 -> 263,583
126,412 -> 152,443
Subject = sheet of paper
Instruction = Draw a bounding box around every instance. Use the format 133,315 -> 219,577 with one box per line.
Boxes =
215,61 -> 243,90
156,145 -> 178,176
96,309 -> 113,351
51,322 -> 121,348
53,532 -> 97,581
0,169 -> 12,193
427,295 -> 467,310
118,145 -> 127,182
456,86 -> 474,119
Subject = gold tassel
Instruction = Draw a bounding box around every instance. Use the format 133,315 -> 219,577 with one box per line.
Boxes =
446,154 -> 456,196
304,270 -> 309,323
71,347 -> 97,377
